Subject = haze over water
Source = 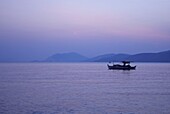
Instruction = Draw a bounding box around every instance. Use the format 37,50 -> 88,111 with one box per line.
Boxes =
0,63 -> 170,114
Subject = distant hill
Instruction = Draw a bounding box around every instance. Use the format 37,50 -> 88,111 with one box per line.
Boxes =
127,50 -> 170,62
44,52 -> 88,62
85,54 -> 115,62
43,50 -> 170,62
86,54 -> 130,62
88,50 -> 170,62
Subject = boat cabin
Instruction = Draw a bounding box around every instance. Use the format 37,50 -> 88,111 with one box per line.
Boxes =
107,61 -> 136,70
122,61 -> 131,66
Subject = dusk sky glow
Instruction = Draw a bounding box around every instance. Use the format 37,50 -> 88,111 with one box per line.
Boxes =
0,0 -> 170,61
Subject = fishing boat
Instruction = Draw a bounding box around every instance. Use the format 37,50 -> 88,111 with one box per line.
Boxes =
107,61 -> 136,70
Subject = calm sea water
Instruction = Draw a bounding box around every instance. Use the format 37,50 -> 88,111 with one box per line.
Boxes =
0,63 -> 170,114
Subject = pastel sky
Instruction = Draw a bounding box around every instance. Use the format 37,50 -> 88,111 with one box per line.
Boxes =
0,0 -> 170,61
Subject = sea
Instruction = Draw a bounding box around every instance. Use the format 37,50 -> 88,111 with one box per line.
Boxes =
0,63 -> 170,114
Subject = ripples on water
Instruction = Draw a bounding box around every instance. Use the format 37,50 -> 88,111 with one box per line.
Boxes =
0,63 -> 170,114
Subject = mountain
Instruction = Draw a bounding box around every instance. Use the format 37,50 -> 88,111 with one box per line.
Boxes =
85,54 -> 115,62
44,52 -> 88,62
88,50 -> 170,62
127,50 -> 170,62
43,50 -> 170,63
86,54 -> 130,62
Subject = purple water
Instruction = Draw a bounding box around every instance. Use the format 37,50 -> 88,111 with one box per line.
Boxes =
0,63 -> 170,114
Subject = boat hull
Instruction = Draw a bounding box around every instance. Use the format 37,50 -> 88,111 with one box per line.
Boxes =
107,64 -> 136,70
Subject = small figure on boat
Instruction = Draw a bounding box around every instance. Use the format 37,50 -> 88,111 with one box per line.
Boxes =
107,61 -> 136,70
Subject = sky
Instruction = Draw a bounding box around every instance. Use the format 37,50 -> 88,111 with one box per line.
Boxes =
0,0 -> 170,61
